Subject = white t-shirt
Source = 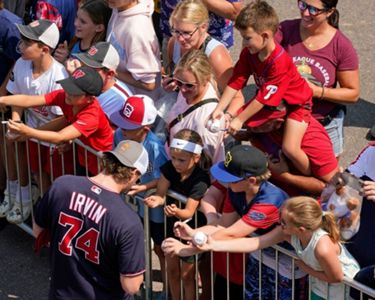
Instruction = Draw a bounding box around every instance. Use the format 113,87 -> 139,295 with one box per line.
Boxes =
166,83 -> 225,163
7,57 -> 67,131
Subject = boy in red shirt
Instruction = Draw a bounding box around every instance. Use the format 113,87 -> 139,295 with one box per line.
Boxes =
0,66 -> 113,176
212,1 -> 313,176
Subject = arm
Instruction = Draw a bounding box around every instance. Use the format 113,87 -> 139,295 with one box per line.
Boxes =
143,174 -> 170,208
200,185 -> 225,223
298,236 -> 343,283
120,274 -> 144,295
309,70 -> 360,104
32,220 -> 44,238
363,181 -> 375,201
116,70 -> 156,91
212,85 -> 239,119
0,94 -> 46,108
7,121 -> 82,145
165,197 -> 201,220
229,98 -> 264,133
201,0 -> 243,20
128,179 -> 159,196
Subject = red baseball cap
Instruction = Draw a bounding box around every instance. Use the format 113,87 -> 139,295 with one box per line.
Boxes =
240,99 -> 287,128
110,95 -> 157,130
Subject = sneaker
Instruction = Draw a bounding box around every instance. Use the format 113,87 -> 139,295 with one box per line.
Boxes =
6,201 -> 32,224
0,189 -> 16,218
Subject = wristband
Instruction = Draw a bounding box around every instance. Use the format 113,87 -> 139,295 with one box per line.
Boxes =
225,111 -> 234,119
319,86 -> 325,100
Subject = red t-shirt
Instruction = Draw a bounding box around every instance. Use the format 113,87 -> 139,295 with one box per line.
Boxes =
275,19 -> 359,118
228,43 -> 312,108
250,118 -> 338,195
45,89 -> 113,174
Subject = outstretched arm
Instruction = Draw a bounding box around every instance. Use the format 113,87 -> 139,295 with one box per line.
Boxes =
201,0 -> 243,20
0,94 -> 46,109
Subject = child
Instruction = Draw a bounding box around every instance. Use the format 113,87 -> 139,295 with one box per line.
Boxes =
110,94 -> 169,296
144,129 -> 211,300
165,196 -> 361,300
211,1 -> 313,176
0,66 -> 113,177
54,0 -> 112,63
106,0 -> 161,98
0,19 -> 67,224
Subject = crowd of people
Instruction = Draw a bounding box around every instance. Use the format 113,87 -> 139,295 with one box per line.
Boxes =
0,0 -> 374,299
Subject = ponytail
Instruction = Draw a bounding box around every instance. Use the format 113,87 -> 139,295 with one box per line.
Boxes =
327,8 -> 339,29
321,211 -> 341,243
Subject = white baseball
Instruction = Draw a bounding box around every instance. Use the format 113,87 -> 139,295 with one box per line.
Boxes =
6,129 -> 19,140
207,119 -> 221,133
192,231 -> 207,246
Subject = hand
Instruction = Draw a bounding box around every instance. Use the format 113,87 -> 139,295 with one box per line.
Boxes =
65,58 -> 81,74
362,181 -> 375,201
143,195 -> 164,208
127,184 -> 147,196
164,203 -> 178,217
54,41 -> 69,63
267,151 -> 290,175
228,117 -> 243,135
56,141 -> 72,154
305,79 -> 321,98
195,234 -> 215,252
6,120 -> 29,140
173,221 -> 194,240
211,108 -> 224,121
161,75 -> 177,92
161,237 -> 189,257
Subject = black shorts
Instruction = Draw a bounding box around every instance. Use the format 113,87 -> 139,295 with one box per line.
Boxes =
140,217 -> 165,246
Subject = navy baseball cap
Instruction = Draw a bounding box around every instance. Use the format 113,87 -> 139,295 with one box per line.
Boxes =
210,145 -> 268,183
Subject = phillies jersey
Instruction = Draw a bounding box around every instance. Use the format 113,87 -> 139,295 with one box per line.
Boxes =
34,175 -> 145,300
228,43 -> 312,108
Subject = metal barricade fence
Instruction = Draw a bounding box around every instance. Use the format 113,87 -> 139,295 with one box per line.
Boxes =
1,123 -> 375,300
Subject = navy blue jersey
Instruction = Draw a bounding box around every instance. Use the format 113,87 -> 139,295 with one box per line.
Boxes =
34,175 -> 145,300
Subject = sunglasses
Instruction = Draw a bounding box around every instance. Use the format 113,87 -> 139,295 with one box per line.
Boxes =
298,0 -> 327,16
170,26 -> 199,40
173,78 -> 198,90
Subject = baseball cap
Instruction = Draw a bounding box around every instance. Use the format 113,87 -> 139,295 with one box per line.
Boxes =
110,95 -> 157,130
76,42 -> 120,71
240,99 -> 287,128
210,145 -> 268,183
57,66 -> 103,96
105,140 -> 149,175
16,19 -> 59,49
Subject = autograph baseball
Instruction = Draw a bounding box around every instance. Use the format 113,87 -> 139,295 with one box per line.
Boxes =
206,119 -> 221,133
192,231 -> 207,246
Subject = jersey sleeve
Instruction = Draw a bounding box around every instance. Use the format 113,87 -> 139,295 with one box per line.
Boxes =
337,32 -> 359,71
147,143 -> 169,181
44,89 -> 65,106
188,179 -> 209,200
241,203 -> 279,229
228,48 -> 253,90
348,145 -> 375,178
118,222 -> 146,276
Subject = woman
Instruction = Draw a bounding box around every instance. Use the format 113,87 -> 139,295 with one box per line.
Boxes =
276,0 -> 359,157
166,49 -> 225,163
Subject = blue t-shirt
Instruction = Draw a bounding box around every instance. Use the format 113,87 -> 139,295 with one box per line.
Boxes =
34,175 -> 145,300
114,130 -> 169,223
0,8 -> 22,85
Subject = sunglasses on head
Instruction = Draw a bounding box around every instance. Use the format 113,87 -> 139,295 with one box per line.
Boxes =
172,78 -> 198,89
298,0 -> 328,16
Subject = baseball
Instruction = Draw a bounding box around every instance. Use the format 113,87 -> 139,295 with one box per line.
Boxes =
192,231 -> 207,246
6,129 -> 19,140
207,119 -> 221,133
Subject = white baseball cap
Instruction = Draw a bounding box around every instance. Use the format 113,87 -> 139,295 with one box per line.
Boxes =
110,95 -> 157,130
16,19 -> 59,49
75,42 -> 120,71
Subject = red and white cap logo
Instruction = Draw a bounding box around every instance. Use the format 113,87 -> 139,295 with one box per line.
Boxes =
72,69 -> 86,79
88,46 -> 98,56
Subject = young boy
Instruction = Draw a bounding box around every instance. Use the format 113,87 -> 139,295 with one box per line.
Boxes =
70,41 -> 133,119
0,66 -> 113,179
110,94 -> 169,296
106,0 -> 161,99
212,1 -> 313,176
0,19 -> 67,224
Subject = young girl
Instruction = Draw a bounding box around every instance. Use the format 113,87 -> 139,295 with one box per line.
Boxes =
164,196 -> 360,300
54,0 -> 111,63
144,129 -> 211,300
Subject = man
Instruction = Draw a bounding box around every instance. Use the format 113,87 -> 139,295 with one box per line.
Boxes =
239,104 -> 339,196
33,140 -> 149,299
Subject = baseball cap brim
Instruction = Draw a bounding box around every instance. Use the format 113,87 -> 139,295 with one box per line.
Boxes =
210,162 -> 243,183
16,24 -> 40,42
57,77 -> 86,96
110,110 -> 143,130
75,52 -> 104,69
246,108 -> 287,128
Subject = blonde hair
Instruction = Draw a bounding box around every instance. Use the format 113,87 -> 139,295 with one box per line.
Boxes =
283,196 -> 341,243
235,0 -> 279,34
174,49 -> 212,86
172,129 -> 212,171
170,0 -> 209,29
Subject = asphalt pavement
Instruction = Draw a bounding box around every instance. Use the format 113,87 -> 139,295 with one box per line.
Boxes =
0,1 -> 374,299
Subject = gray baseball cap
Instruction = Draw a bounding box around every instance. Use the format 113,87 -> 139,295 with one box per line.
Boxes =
104,140 -> 149,175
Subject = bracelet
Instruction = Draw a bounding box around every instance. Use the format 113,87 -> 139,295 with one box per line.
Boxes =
319,86 -> 325,100
225,111 -> 234,119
